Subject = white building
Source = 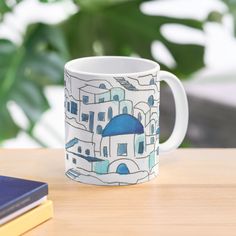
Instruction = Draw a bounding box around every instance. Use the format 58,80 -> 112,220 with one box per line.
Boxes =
64,72 -> 159,180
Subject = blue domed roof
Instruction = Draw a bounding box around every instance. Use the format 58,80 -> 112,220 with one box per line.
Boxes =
102,114 -> 144,137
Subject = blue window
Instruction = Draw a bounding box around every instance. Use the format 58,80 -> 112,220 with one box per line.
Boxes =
148,95 -> 154,106
138,112 -> 142,121
151,137 -> 155,144
103,146 -> 108,157
150,78 -> 155,85
151,124 -> 155,134
78,146 -> 82,153
81,113 -> 89,122
117,143 -> 127,156
116,163 -> 130,175
72,158 -> 76,164
99,83 -> 106,89
138,141 -> 144,154
156,127 -> 160,135
98,112 -> 105,121
108,107 -> 113,120
85,149 -> 90,155
82,95 -> 89,104
97,125 -> 103,134
99,98 -> 105,103
67,102 -> 70,112
71,101 -> 77,115
113,95 -> 119,101
122,106 -> 128,114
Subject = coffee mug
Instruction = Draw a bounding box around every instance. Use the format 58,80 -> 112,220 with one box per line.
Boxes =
64,56 -> 188,185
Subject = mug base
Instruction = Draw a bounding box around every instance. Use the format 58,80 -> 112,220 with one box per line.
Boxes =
65,166 -> 158,186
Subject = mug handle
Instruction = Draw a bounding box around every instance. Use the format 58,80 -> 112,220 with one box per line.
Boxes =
158,70 -> 189,153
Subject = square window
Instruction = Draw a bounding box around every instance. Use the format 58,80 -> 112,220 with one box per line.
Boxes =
71,101 -> 77,115
81,113 -> 89,122
99,98 -> 105,103
72,158 -> 76,164
82,95 -> 89,104
98,112 -> 105,121
117,143 -> 127,156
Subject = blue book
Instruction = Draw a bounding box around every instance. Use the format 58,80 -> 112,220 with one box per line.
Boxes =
0,176 -> 48,221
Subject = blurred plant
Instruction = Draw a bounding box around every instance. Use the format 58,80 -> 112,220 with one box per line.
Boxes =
0,0 -> 206,146
222,0 -> 236,34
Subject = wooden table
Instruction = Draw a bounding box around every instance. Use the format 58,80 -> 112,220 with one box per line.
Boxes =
1,149 -> 236,236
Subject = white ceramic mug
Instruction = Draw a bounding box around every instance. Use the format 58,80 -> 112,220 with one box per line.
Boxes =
64,56 -> 188,185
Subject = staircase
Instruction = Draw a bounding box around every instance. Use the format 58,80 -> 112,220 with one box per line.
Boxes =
66,169 -> 80,179
115,77 -> 138,91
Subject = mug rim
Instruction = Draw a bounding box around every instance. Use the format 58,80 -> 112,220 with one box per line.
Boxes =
65,56 -> 160,77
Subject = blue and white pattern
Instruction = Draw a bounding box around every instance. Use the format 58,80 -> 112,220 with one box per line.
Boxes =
64,70 -> 160,185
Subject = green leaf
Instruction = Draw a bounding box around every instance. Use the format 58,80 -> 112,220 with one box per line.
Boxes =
10,81 -> 50,123
0,0 -> 207,145
0,0 -> 22,19
62,0 -> 205,77
0,105 -> 20,142
0,24 -> 68,142
75,0 -> 133,10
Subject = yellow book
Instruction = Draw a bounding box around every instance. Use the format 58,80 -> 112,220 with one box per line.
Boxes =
0,200 -> 53,236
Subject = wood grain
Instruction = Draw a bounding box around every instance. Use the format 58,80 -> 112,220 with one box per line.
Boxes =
0,149 -> 236,236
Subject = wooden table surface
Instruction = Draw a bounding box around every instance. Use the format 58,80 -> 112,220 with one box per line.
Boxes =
0,149 -> 236,236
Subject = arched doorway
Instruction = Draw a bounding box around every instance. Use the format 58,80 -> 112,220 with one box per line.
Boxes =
122,106 -> 128,114
99,83 -> 106,89
149,78 -> 155,85
148,95 -> 154,106
108,158 -> 139,173
116,163 -> 130,175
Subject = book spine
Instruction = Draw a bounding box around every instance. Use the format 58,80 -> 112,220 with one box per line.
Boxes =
0,200 -> 53,236
0,184 -> 48,219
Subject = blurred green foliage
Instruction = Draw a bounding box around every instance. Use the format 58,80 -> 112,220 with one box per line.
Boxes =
223,0 -> 236,34
0,0 -> 208,145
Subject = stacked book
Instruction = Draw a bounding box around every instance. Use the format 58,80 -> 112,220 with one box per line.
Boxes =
0,175 -> 53,235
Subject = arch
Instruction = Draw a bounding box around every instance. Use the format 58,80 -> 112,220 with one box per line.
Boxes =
149,78 -> 155,85
108,159 -> 139,173
96,125 -> 103,134
148,95 -> 154,106
116,163 -> 130,175
108,107 -> 113,120
99,83 -> 106,89
122,106 -> 128,114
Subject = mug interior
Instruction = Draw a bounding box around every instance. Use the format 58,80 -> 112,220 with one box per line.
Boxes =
65,56 -> 159,75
